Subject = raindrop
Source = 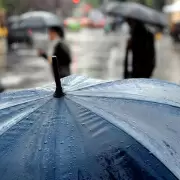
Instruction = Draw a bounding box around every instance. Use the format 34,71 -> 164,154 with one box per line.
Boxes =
126,145 -> 131,149
44,141 -> 48,144
39,148 -> 42,151
60,141 -> 64,144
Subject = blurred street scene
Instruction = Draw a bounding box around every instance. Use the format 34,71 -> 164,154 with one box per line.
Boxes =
0,0 -> 180,91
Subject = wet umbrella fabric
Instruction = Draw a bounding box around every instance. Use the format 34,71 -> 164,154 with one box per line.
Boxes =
20,11 -> 63,28
0,75 -> 180,179
100,1 -> 120,14
105,2 -> 168,27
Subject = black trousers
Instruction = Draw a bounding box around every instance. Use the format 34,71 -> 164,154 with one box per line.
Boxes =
0,83 -> 5,93
132,69 -> 153,78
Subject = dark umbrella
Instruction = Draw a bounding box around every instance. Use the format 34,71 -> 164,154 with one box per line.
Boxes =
0,57 -> 179,179
20,11 -> 63,28
100,1 -> 120,14
104,2 -> 168,27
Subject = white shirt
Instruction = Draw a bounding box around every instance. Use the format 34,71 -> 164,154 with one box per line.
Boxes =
47,38 -> 61,63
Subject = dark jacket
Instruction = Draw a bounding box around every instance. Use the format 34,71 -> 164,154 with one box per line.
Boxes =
41,41 -> 71,78
124,24 -> 156,78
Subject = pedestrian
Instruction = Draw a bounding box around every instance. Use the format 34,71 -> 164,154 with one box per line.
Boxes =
124,18 -> 156,79
0,83 -> 4,93
38,26 -> 72,78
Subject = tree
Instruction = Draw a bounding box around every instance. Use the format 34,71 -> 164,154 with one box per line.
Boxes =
85,0 -> 102,7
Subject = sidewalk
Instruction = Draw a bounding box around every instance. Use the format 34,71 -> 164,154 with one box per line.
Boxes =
1,53 -> 53,90
1,31 -> 180,92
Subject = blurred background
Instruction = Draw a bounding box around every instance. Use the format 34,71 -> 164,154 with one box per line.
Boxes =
0,0 -> 180,91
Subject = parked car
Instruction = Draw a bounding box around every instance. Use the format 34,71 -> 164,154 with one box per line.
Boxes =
9,20 -> 34,47
64,17 -> 81,31
7,16 -> 20,50
88,10 -> 106,28
79,17 -> 91,27
170,21 -> 180,42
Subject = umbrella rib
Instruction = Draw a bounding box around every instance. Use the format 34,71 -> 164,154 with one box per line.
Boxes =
66,96 -> 126,132
67,80 -> 114,92
0,95 -> 52,111
0,97 -> 53,137
69,93 -> 180,110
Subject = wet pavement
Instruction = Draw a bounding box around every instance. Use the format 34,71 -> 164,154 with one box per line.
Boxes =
1,25 -> 180,91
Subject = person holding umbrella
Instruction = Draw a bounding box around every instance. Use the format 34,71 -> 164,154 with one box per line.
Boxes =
38,26 -> 72,78
124,18 -> 156,79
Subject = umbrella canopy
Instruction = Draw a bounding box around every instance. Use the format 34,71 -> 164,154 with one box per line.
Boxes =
104,2 -> 168,27
0,57 -> 180,179
163,1 -> 180,13
20,11 -> 63,28
100,1 -> 120,14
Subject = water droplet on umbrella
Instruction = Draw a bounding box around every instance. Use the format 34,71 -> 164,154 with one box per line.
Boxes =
60,141 -> 64,144
44,141 -> 47,144
39,148 -> 42,151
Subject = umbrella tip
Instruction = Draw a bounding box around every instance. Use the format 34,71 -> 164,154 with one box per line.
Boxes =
52,56 -> 64,98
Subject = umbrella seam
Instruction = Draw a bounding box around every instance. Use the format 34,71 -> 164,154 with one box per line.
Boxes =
0,97 -> 53,137
0,95 -> 52,111
67,80 -> 114,91
68,94 -> 180,110
63,99 -> 91,168
67,96 -> 180,179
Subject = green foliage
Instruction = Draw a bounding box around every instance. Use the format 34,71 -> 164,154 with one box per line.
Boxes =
85,0 -> 102,7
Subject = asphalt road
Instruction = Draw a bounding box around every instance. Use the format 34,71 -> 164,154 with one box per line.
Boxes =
1,26 -> 180,91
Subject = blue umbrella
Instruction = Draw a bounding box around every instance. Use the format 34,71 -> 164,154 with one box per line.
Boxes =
0,56 -> 179,179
